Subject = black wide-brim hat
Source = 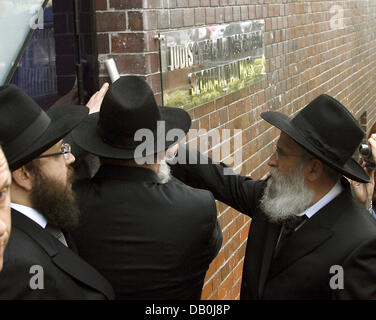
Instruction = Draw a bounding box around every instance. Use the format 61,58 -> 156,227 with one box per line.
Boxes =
0,85 -> 89,171
72,76 -> 191,159
261,94 -> 369,183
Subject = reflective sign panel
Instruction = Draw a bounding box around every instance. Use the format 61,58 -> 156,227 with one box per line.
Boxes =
0,0 -> 47,85
159,20 -> 265,110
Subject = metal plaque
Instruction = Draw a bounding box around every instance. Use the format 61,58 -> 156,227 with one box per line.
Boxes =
158,20 -> 265,110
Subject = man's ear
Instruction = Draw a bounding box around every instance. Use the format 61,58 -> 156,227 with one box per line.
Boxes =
11,166 -> 34,192
304,159 -> 325,182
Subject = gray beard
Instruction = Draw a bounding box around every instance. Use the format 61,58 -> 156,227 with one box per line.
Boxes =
260,166 -> 315,223
158,160 -> 172,184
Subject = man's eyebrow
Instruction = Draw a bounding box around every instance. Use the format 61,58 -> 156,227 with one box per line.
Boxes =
276,145 -> 285,153
0,159 -> 11,189
0,172 -> 11,190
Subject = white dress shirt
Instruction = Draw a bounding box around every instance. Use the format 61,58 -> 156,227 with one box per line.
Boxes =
11,203 -> 47,228
295,180 -> 344,230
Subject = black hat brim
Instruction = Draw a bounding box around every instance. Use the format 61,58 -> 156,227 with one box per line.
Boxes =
261,111 -> 370,183
71,106 -> 191,159
9,105 -> 89,171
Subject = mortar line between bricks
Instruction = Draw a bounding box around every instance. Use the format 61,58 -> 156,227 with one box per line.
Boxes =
208,259 -> 246,300
203,221 -> 250,287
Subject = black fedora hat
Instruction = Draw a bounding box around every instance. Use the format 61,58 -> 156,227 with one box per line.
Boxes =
0,84 -> 89,171
71,76 -> 191,159
261,94 -> 369,183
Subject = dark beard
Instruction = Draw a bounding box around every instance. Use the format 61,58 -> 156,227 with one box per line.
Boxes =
30,166 -> 81,232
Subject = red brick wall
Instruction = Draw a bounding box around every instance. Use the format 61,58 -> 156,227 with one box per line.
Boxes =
94,0 -> 376,300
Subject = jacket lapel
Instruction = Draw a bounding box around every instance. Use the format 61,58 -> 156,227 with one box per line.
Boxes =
12,209 -> 114,299
258,221 -> 281,298
269,222 -> 333,278
267,183 -> 354,279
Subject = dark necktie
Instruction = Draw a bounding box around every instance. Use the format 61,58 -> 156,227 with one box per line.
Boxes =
45,224 -> 68,247
274,215 -> 307,256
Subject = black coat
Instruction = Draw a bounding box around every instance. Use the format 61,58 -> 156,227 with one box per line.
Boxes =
0,209 -> 115,299
72,165 -> 222,300
171,146 -> 376,299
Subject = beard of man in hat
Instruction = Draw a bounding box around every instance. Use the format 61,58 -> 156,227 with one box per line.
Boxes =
170,94 -> 376,300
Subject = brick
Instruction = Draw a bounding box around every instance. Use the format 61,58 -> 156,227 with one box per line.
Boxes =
177,0 -> 188,7
195,8 -> 205,25
210,111 -> 221,128
215,7 -> 225,23
109,0 -> 142,9
146,53 -> 160,73
111,33 -> 142,53
248,5 -> 255,19
170,9 -> 184,28
112,54 -> 147,74
201,0 -> 210,6
206,7 -> 216,24
157,10 -> 170,29
143,11 -> 158,30
233,6 -> 241,21
189,0 -> 200,6
145,73 -> 162,93
224,6 -> 233,22
183,8 -> 195,27
240,6 -> 248,20
96,12 -> 126,32
128,11 -> 143,30
97,33 -> 110,54
96,0 -> 108,10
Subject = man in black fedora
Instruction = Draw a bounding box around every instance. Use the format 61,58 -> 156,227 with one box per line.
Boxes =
70,76 -> 222,299
171,94 -> 376,299
0,84 -> 114,299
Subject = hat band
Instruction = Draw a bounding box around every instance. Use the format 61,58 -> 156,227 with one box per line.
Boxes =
4,111 -> 51,161
97,124 -> 139,149
305,135 -> 344,165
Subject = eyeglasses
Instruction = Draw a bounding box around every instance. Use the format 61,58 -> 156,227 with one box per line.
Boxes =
273,143 -> 303,161
37,143 -> 72,160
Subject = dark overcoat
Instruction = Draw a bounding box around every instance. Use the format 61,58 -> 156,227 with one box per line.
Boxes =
72,165 -> 222,300
0,209 -> 115,299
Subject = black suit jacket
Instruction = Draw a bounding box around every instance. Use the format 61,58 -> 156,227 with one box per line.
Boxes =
171,146 -> 376,299
72,164 -> 222,300
0,209 -> 115,299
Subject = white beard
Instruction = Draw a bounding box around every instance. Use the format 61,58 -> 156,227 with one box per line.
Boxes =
157,160 -> 172,184
260,166 -> 315,223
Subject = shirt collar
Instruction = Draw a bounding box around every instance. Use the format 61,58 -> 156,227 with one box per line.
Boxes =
297,180 -> 343,219
10,203 -> 47,229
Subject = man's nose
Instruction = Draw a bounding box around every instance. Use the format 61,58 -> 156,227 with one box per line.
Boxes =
65,152 -> 75,165
267,152 -> 277,167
